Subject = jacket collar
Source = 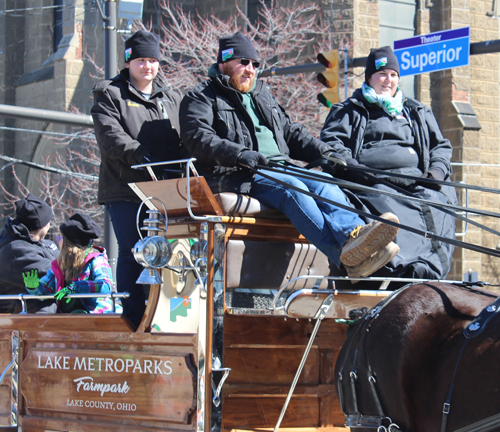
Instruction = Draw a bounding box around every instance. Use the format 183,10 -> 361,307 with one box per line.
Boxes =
119,69 -> 171,99
0,217 -> 42,246
210,65 -> 263,95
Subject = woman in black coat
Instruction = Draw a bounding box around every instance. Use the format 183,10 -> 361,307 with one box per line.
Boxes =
91,30 -> 182,326
320,46 -> 457,281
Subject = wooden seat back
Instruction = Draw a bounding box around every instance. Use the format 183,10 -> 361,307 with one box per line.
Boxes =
129,177 -> 223,218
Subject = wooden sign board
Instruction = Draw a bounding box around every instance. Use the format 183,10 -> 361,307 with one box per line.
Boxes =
21,348 -> 196,424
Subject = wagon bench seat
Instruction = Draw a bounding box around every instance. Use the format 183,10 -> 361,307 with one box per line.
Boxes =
129,177 -> 333,289
129,176 -> 287,219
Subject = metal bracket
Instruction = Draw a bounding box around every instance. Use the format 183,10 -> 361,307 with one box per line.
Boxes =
211,367 -> 231,408
273,294 -> 334,432
0,331 -> 19,428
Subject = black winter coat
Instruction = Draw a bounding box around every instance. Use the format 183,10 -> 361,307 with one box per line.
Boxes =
179,69 -> 332,194
320,89 -> 457,283
92,69 -> 182,204
320,88 -> 453,180
0,218 -> 59,313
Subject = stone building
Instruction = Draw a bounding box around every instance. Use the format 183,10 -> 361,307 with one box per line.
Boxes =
0,0 -> 498,283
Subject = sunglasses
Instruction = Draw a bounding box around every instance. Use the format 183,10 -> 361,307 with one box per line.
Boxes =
239,58 -> 260,69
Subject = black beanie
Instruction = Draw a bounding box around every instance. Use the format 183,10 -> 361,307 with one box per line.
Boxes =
217,31 -> 258,64
365,46 -> 400,83
60,212 -> 101,249
15,193 -> 53,231
124,30 -> 161,63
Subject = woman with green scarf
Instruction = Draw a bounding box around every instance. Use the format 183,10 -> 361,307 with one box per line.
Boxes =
320,46 -> 457,283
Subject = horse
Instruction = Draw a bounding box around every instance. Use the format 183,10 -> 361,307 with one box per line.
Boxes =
334,281 -> 500,432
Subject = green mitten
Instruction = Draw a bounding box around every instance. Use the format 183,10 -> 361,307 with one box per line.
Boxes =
22,269 -> 39,289
54,286 -> 75,303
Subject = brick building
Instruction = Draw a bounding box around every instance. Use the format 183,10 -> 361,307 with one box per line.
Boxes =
0,0 -> 498,283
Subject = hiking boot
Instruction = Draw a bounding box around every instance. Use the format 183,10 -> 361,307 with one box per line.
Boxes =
345,241 -> 400,281
340,213 -> 399,267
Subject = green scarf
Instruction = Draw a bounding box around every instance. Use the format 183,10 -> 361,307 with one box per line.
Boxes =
361,82 -> 404,117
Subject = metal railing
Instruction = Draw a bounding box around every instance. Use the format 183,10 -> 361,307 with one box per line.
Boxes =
1,292 -> 129,314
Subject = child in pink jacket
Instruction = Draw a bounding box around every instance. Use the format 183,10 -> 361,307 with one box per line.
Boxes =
23,212 -> 120,314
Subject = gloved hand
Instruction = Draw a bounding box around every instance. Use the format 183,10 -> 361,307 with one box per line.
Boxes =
237,150 -> 268,170
54,285 -> 75,303
419,168 -> 444,190
322,150 -> 347,166
346,158 -> 359,166
22,269 -> 39,289
427,168 -> 445,181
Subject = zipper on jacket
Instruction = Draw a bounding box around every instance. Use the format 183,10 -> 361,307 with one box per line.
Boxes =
159,101 -> 169,120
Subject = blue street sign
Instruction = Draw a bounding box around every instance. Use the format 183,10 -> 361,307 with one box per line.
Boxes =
394,27 -> 470,77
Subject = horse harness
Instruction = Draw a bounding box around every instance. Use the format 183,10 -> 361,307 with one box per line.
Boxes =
440,293 -> 500,432
337,284 -> 500,432
336,286 -> 411,432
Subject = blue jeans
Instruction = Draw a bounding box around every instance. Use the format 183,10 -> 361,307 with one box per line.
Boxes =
251,168 -> 364,267
106,201 -> 148,327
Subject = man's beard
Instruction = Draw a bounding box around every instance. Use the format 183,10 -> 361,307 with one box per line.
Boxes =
228,73 -> 255,93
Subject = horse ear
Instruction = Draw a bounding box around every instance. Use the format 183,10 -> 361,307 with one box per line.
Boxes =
349,307 -> 369,321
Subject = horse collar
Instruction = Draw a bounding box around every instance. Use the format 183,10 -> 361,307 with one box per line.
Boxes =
463,295 -> 500,339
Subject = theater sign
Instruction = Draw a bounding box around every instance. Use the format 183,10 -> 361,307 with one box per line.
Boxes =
394,27 -> 470,76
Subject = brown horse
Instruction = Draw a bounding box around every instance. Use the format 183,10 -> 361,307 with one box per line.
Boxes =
335,282 -> 500,432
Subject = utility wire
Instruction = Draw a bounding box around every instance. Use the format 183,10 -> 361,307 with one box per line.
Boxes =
0,1 -> 97,14
0,125 -> 94,138
0,155 -> 98,181
0,5 -> 62,14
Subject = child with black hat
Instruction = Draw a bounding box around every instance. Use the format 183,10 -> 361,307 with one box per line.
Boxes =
0,193 -> 59,313
23,212 -> 121,314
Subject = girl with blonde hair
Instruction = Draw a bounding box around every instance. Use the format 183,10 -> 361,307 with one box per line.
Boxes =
23,212 -> 120,314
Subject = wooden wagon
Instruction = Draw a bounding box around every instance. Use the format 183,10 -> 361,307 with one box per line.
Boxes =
0,164 -> 398,432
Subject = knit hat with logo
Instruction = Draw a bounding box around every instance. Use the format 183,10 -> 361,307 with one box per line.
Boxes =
217,31 -> 258,64
124,30 -> 161,63
365,46 -> 400,83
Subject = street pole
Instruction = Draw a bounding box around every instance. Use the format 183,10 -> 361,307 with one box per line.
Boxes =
104,1 -> 117,80
103,0 -> 119,285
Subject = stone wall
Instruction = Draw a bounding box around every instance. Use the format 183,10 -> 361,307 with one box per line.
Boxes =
436,0 -> 499,283
322,0 -> 500,284
0,0 -> 102,199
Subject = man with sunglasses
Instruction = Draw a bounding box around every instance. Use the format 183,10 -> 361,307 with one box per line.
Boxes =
180,31 -> 400,280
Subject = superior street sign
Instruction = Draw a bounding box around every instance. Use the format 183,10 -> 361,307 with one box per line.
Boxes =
394,27 -> 470,77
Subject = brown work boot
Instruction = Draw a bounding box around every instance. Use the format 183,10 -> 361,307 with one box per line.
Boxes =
345,241 -> 400,281
340,213 -> 399,267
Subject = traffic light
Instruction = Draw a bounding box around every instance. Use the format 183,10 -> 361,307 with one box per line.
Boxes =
316,49 -> 339,108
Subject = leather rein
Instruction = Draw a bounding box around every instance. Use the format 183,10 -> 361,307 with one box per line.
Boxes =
336,286 -> 410,431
